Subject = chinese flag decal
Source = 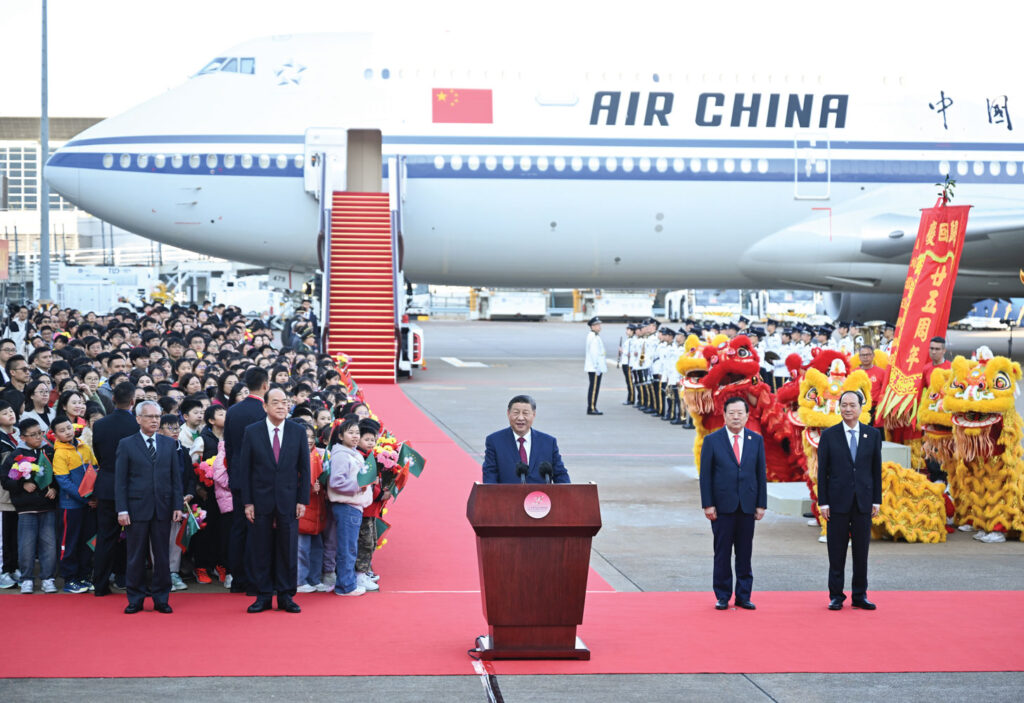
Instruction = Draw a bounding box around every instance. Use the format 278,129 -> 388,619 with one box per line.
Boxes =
432,88 -> 493,124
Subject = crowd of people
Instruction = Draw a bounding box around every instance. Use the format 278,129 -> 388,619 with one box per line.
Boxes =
0,300 -> 390,609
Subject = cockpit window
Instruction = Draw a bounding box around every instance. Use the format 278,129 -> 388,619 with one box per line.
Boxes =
196,57 -> 255,76
197,57 -> 227,75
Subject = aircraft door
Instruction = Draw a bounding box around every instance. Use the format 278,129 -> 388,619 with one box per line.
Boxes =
793,134 -> 830,200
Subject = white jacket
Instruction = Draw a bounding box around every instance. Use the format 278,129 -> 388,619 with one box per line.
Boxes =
584,331 -> 606,373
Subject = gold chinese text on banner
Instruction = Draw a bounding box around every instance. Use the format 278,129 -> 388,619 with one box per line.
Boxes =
877,201 -> 971,426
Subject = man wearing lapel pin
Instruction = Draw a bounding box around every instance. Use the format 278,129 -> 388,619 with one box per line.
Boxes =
481,395 -> 570,484
237,387 -> 310,614
699,397 -> 767,610
817,390 -> 882,611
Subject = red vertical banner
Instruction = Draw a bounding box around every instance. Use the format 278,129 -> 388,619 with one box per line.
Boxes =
877,202 -> 971,425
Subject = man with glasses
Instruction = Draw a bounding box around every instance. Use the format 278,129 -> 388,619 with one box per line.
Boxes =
115,400 -> 184,614
1,356 -> 32,420
0,339 -> 18,385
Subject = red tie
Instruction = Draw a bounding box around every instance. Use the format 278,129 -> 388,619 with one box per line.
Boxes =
273,427 -> 281,462
518,437 -> 528,464
733,433 -> 741,463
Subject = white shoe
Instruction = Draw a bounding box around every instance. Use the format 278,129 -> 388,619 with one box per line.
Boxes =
957,524 -> 976,532
807,518 -> 819,526
973,530 -> 987,541
315,582 -> 330,592
367,571 -> 380,582
170,573 -> 188,591
980,531 -> 1007,543
296,583 -> 317,593
321,572 -> 337,588
20,580 -> 33,594
334,586 -> 366,597
356,572 -> 380,591
223,574 -> 233,589
0,573 -> 16,589
818,535 -> 828,543
41,579 -> 57,593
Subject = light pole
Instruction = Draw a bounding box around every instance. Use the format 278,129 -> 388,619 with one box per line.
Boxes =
39,0 -> 51,301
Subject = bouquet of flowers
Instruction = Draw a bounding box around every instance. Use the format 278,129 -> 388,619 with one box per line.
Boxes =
193,456 -> 215,487
8,456 -> 40,480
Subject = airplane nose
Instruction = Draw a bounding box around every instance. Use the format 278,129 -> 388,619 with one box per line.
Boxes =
45,149 -> 80,203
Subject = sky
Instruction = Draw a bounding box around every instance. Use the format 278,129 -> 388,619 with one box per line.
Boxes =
0,0 -> 1016,118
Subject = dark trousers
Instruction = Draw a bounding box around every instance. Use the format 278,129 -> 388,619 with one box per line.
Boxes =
586,372 -> 602,412
93,498 -> 126,590
826,506 -> 872,600
711,510 -> 756,602
622,365 -> 633,403
126,517 -> 171,606
248,509 -> 298,599
1,511 -> 17,573
229,489 -> 251,588
60,507 -> 95,581
189,494 -> 220,571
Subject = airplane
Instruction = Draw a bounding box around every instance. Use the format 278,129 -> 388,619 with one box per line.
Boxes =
45,32 -> 1024,322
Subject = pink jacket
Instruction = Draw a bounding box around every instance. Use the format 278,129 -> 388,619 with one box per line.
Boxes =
211,440 -> 233,513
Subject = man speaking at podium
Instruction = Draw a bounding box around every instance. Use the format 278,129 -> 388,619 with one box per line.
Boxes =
482,395 -> 570,484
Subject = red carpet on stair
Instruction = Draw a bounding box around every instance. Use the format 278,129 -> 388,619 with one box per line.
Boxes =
2,384 -> 1021,678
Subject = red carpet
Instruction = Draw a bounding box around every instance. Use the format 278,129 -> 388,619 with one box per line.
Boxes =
3,384 -> 1022,678
1,590 -> 1022,677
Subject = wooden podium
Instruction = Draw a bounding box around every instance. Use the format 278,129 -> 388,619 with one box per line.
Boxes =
466,483 -> 601,660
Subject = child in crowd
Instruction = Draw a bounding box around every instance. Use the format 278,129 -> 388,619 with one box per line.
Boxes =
0,418 -> 58,593
296,424 -> 328,593
355,419 -> 381,592
210,411 -> 233,589
159,414 -> 196,591
189,405 -> 225,585
327,419 -> 372,597
49,415 -> 97,594
0,399 -> 20,588
178,398 -> 205,460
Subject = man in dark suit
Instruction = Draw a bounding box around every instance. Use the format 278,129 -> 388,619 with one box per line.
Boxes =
818,389 -> 882,611
223,366 -> 268,593
699,396 -> 767,610
237,387 -> 310,613
481,395 -> 570,484
91,381 -> 137,596
115,400 -> 183,614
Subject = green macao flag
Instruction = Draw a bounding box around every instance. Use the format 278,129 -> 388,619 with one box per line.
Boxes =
398,443 -> 425,477
374,517 -> 390,544
176,510 -> 201,551
358,452 -> 378,488
34,454 -> 54,490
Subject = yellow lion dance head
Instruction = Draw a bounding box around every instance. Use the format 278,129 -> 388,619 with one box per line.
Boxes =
797,357 -> 872,478
676,333 -> 724,416
917,367 -> 954,464
943,347 -> 1023,463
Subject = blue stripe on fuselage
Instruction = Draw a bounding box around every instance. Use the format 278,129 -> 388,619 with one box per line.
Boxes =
45,150 -> 1021,185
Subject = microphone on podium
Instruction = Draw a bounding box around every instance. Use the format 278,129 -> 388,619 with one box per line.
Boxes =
539,461 -> 553,484
516,461 -> 529,484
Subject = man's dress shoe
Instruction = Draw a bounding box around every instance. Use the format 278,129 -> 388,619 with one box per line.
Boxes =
851,598 -> 877,610
828,597 -> 844,610
715,599 -> 729,610
154,603 -> 173,614
124,602 -> 143,614
247,598 -> 272,613
278,596 -> 301,613
735,600 -> 756,610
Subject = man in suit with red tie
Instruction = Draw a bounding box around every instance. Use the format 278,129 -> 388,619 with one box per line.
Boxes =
699,397 -> 767,610
481,395 -> 570,484
817,389 -> 882,611
237,387 -> 310,613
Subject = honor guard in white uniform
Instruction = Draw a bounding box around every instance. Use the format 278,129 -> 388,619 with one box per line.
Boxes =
640,319 -> 659,413
772,328 -> 794,390
584,316 -> 606,415
834,321 -> 855,355
620,323 -> 638,405
629,322 -> 643,408
652,326 -> 673,418
666,329 -> 684,424
763,319 -> 782,349
878,323 -> 895,354
795,325 -> 815,364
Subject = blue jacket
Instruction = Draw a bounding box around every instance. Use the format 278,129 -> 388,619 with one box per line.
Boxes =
699,427 -> 767,514
481,427 -> 570,484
